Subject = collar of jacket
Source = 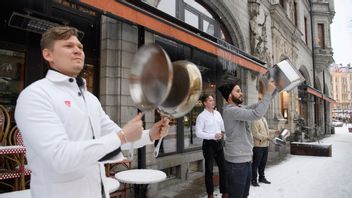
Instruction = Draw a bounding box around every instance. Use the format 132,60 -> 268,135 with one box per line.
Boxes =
46,70 -> 87,90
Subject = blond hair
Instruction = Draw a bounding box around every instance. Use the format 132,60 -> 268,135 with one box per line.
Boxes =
40,26 -> 78,50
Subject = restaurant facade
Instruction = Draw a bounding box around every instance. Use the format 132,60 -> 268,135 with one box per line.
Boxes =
0,0 -> 335,196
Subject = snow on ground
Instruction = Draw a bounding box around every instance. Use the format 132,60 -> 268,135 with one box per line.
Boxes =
207,124 -> 352,198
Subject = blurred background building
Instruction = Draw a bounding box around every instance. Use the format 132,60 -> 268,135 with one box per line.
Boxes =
330,63 -> 352,122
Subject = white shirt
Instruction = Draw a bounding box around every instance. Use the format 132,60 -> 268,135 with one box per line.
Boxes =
15,70 -> 152,198
195,109 -> 225,140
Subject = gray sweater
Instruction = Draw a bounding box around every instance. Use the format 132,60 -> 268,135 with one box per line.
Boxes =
222,94 -> 271,163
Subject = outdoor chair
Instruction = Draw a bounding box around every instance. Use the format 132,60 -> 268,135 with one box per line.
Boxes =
100,152 -> 132,198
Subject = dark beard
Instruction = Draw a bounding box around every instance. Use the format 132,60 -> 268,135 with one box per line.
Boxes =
231,93 -> 243,105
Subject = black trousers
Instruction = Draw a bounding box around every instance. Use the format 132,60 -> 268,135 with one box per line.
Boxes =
225,161 -> 251,198
202,140 -> 227,195
252,146 -> 269,181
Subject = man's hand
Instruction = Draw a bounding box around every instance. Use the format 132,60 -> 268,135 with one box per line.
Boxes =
149,117 -> 170,140
118,113 -> 143,144
267,79 -> 277,95
215,133 -> 223,140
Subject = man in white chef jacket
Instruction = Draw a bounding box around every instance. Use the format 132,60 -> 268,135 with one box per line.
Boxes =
14,26 -> 169,198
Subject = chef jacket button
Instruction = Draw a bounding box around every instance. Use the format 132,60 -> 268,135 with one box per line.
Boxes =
69,78 -> 74,82
78,92 -> 82,96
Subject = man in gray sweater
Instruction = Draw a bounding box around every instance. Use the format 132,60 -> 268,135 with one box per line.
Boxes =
218,78 -> 276,198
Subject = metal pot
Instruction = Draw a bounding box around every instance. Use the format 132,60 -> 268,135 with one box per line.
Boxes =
129,44 -> 202,118
128,44 -> 203,157
159,60 -> 202,118
128,44 -> 173,111
259,59 -> 305,94
272,128 -> 291,146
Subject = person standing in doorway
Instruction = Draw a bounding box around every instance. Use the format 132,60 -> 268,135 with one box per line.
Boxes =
196,94 -> 227,198
218,78 -> 276,198
251,93 -> 272,187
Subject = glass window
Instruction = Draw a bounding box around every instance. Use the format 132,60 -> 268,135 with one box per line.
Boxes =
185,9 -> 199,28
141,0 -> 176,17
155,34 -> 227,152
0,49 -> 25,122
203,20 -> 215,36
183,101 -> 203,149
140,0 -> 232,43
317,23 -> 325,48
184,0 -> 213,19
184,64 -> 217,150
81,64 -> 95,92
161,125 -> 177,153
157,0 -> 176,17
154,111 -> 177,156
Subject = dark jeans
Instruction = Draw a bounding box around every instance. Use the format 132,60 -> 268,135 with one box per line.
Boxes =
202,140 -> 227,195
225,161 -> 251,198
252,147 -> 268,181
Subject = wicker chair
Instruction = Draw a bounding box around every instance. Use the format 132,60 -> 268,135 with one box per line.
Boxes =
0,105 -> 11,145
6,126 -> 31,188
100,153 -> 132,198
0,106 -> 25,191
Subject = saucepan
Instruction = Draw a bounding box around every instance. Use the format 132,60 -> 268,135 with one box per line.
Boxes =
129,44 -> 202,157
272,128 -> 290,146
258,59 -> 305,94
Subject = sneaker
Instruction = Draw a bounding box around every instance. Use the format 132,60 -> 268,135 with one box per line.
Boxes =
259,177 -> 271,184
251,180 -> 260,187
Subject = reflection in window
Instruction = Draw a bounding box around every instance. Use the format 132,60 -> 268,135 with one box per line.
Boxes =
157,0 -> 176,17
184,0 -> 213,18
141,0 -> 176,17
280,91 -> 289,119
154,111 -> 177,156
184,64 -> 217,150
185,9 -> 199,28
81,64 -> 95,92
0,49 -> 25,122
161,125 -> 177,153
183,100 -> 203,149
140,0 -> 233,43
203,20 -> 215,36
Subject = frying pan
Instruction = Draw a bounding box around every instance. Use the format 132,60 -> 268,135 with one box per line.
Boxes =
129,44 -> 202,157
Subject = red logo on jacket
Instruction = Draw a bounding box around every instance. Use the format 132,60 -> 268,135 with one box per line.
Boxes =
64,100 -> 71,108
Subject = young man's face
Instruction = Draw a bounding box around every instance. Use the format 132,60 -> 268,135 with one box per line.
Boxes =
230,85 -> 243,104
42,35 -> 85,77
204,96 -> 215,110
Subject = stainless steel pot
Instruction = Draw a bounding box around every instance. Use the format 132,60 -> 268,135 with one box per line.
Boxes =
159,60 -> 202,118
267,59 -> 305,92
129,44 -> 202,118
272,128 -> 290,146
258,59 -> 305,94
129,44 -> 173,111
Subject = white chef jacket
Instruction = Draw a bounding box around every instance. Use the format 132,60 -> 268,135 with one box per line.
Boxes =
15,70 -> 152,198
195,109 -> 225,140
